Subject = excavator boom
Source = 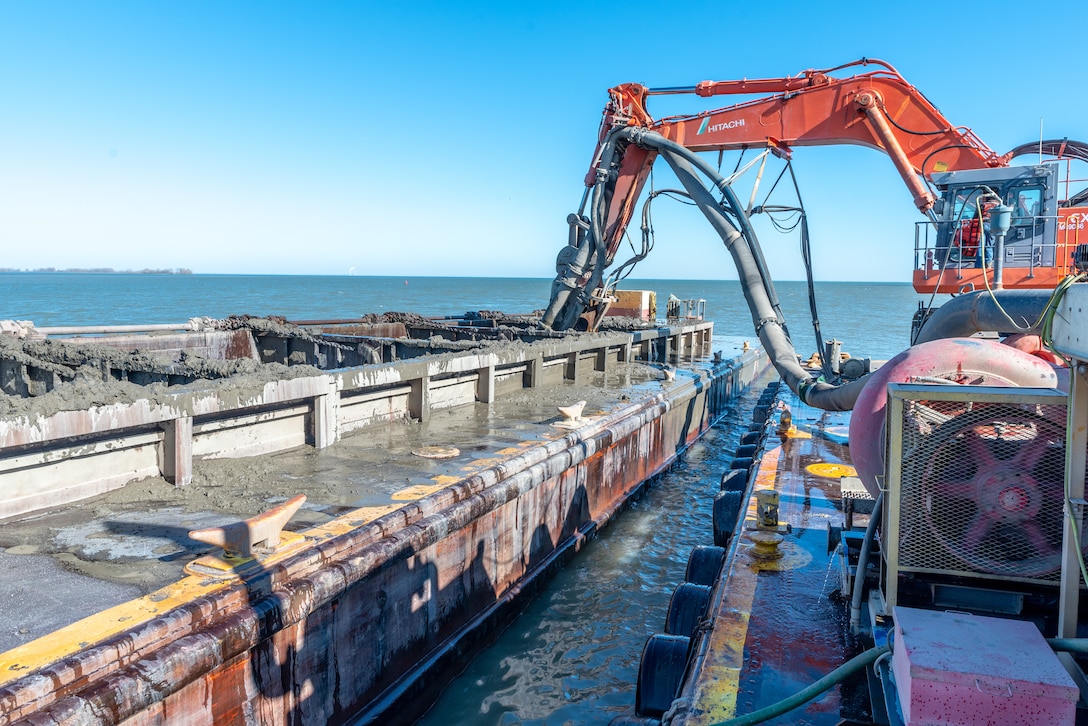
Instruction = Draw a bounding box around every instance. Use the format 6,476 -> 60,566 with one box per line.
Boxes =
587,60 -> 1003,269
542,59 -> 1081,331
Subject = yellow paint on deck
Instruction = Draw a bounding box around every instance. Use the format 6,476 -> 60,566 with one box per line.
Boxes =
392,483 -> 448,500
782,427 -> 812,439
184,530 -> 310,577
0,435 -> 580,687
685,444 -> 783,724
0,569 -> 232,686
0,498 -> 420,684
747,540 -> 813,571
393,468 -> 488,501
806,462 -> 857,478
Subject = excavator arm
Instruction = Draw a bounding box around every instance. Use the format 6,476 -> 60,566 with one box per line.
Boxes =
542,59 -> 1006,330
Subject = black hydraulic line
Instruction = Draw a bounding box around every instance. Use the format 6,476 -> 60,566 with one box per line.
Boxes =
620,129 -> 789,325
755,202 -> 831,381
798,213 -> 833,381
751,154 -> 832,381
546,125 -> 786,333
758,161 -> 792,207
607,188 -> 686,289
626,128 -> 867,411
918,143 -> 979,195
783,160 -> 834,382
1006,138 -> 1088,165
542,131 -> 625,330
882,109 -> 947,136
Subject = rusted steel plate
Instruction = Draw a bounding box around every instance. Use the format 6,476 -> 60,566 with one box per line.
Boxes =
0,350 -> 768,726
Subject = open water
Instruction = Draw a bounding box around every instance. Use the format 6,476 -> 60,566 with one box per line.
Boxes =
0,273 -> 932,361
0,274 -> 933,724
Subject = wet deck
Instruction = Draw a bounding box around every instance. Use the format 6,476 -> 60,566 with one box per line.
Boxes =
676,387 -> 871,725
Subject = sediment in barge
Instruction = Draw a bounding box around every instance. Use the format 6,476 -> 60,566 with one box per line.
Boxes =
0,315 -> 768,725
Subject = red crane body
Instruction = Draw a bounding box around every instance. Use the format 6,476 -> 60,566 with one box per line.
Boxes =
585,59 -> 1004,272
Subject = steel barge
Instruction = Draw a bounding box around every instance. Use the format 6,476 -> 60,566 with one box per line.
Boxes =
0,311 -> 769,724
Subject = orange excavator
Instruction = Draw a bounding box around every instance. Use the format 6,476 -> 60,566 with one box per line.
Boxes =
541,58 -> 1088,332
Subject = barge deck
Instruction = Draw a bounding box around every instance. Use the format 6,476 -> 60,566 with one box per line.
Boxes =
616,284 -> 1088,725
0,315 -> 769,724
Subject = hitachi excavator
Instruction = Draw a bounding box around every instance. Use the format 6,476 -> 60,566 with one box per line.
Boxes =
541,58 -> 1088,333
539,61 -> 1088,726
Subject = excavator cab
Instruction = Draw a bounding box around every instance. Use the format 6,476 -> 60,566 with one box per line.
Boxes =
914,163 -> 1072,293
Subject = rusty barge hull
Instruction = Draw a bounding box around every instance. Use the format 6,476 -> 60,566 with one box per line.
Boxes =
0,318 -> 768,725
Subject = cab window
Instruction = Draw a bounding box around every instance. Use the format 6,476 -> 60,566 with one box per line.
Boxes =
1011,188 -> 1042,221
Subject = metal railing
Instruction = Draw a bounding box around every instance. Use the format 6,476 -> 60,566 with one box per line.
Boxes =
914,216 -> 1063,283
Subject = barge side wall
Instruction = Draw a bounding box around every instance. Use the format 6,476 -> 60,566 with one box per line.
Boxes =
1,350 -> 765,726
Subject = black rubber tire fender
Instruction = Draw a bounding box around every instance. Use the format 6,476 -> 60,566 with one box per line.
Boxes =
713,490 -> 744,547
684,545 -> 726,585
635,634 -> 691,717
720,468 -> 748,493
665,583 -> 713,638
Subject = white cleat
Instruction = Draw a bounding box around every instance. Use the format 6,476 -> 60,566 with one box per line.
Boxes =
557,400 -> 587,423
662,366 -> 676,382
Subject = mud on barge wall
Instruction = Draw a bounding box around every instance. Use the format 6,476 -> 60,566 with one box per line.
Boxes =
0,317 -> 767,725
0,316 -> 713,520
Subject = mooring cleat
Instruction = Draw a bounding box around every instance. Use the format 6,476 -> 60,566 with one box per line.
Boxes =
556,400 -> 586,423
188,494 -> 307,559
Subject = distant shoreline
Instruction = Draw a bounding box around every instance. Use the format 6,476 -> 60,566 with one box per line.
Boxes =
0,268 -> 193,275
0,270 -> 913,285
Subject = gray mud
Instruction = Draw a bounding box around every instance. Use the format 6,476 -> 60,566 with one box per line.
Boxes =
0,359 -> 322,419
0,311 -> 672,652
0,362 -> 663,595
1,313 -> 649,420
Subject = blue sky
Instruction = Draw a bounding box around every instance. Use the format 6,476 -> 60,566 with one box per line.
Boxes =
2,2 -> 1084,281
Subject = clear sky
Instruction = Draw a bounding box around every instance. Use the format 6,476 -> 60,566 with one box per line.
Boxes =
2,2 -> 1084,281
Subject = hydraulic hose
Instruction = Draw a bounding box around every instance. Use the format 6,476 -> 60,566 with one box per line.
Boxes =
1047,638 -> 1088,654
542,132 -> 624,330
709,644 -> 890,726
706,635 -> 1087,725
913,289 -> 1053,344
849,491 -> 883,633
626,127 -> 868,411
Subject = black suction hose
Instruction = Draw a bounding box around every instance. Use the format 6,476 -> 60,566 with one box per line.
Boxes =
626,128 -> 868,411
542,132 -> 623,330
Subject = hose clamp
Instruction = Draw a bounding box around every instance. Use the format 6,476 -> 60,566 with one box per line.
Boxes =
798,379 -> 814,405
754,316 -> 779,334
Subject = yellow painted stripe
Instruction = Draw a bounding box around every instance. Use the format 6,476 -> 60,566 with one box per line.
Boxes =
0,498 -> 420,685
0,437 -> 557,686
0,572 -> 233,686
686,444 -> 783,724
